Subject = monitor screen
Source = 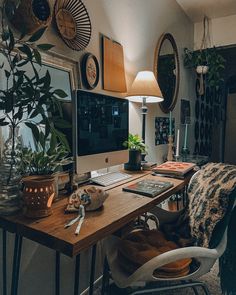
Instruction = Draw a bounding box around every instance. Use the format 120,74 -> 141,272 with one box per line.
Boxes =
74,90 -> 129,174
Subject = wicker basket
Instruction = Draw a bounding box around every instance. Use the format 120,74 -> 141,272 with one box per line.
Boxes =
22,175 -> 55,218
10,0 -> 52,35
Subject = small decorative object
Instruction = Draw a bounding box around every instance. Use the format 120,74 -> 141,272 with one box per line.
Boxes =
123,134 -> 147,171
81,53 -> 99,89
103,36 -> 127,92
167,135 -> 174,161
22,176 -> 55,218
7,0 -> 52,35
54,0 -> 92,51
65,187 -> 109,213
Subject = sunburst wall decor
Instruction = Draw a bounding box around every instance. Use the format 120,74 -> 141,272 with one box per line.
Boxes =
54,0 -> 92,51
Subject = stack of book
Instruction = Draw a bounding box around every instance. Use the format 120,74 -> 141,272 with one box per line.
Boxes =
152,161 -> 196,179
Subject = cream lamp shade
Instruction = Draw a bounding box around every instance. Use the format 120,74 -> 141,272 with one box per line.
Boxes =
126,71 -> 164,103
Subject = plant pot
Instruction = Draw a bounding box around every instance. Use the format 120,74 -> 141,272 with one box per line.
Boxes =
124,150 -> 142,171
196,65 -> 209,74
22,175 -> 56,218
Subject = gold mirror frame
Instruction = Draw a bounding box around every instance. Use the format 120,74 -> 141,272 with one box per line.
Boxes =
154,33 -> 180,113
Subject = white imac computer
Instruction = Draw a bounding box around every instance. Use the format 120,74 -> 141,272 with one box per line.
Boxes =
73,90 -> 129,175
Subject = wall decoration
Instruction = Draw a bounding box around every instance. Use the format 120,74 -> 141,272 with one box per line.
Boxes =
54,0 -> 91,51
155,117 -> 175,145
102,36 -> 127,92
7,0 -> 52,35
180,99 -> 191,124
81,53 -> 99,89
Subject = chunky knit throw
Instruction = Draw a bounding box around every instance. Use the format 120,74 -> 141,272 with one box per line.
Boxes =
187,162 -> 236,247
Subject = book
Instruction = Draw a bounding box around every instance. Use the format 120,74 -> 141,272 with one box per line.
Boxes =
152,161 -> 196,176
151,170 -> 194,180
122,179 -> 173,198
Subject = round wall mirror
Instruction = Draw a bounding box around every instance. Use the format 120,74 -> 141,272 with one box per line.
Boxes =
154,33 -> 180,113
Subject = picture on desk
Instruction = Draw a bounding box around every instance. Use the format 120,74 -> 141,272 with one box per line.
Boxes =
123,179 -> 173,198
155,117 -> 175,145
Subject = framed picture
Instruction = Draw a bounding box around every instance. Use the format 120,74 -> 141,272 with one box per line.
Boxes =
180,99 -> 191,124
155,117 -> 175,145
81,53 -> 99,89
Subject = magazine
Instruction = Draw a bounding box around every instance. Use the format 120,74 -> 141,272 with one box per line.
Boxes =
122,179 -> 173,198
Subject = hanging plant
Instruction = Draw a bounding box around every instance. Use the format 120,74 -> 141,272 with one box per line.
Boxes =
183,16 -> 225,91
183,47 -> 225,91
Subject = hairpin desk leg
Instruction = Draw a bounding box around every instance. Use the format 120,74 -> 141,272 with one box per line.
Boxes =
74,254 -> 81,295
89,244 -> 97,295
101,257 -> 110,295
11,234 -> 23,295
2,229 -> 7,295
55,252 -> 61,295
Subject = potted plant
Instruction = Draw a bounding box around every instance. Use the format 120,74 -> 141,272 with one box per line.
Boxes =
183,47 -> 225,91
19,135 -> 73,218
123,134 -> 147,171
0,1 -> 69,215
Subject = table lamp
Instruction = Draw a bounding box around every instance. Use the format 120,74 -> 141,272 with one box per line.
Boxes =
126,71 -> 163,161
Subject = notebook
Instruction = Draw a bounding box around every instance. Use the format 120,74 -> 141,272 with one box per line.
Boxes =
122,179 -> 173,198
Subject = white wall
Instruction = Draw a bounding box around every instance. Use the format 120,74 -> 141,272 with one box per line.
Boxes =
0,1 -> 194,294
194,14 -> 236,49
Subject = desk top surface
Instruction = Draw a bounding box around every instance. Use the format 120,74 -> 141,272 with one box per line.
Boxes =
0,171 -> 192,257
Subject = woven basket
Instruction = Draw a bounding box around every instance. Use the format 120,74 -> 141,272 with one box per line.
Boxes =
22,175 -> 55,218
10,0 -> 52,35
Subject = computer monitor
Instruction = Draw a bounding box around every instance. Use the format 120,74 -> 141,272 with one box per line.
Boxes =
73,90 -> 129,174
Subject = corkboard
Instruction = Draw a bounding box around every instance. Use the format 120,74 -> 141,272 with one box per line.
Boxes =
103,36 -> 127,92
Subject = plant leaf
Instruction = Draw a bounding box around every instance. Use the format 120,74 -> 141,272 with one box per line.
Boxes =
28,27 -> 47,43
37,44 -> 55,51
25,122 -> 40,142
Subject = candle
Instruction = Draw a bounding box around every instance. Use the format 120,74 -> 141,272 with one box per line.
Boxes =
169,111 -> 172,136
176,129 -> 180,157
183,123 -> 188,149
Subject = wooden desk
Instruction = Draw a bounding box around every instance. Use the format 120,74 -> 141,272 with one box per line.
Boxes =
0,171 -> 192,295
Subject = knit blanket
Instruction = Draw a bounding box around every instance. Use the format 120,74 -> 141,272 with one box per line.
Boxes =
187,162 -> 236,247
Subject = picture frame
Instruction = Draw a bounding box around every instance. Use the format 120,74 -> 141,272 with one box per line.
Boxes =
180,99 -> 191,124
0,50 -> 81,149
81,53 -> 99,89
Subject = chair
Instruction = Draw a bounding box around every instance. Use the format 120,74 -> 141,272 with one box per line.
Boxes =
102,170 -> 236,294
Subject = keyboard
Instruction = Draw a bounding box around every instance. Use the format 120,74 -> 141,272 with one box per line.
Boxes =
90,171 -> 132,187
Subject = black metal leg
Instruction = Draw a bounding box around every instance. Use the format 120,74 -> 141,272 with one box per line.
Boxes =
55,251 -> 60,295
101,257 -> 110,295
89,244 -> 97,295
74,254 -> 81,295
11,235 -> 23,295
2,229 -> 7,295
176,193 -> 180,210
192,286 -> 199,295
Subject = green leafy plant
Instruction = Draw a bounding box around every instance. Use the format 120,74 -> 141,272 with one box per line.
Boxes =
183,47 -> 225,90
123,133 -> 147,154
0,1 -> 70,182
19,133 -> 73,175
